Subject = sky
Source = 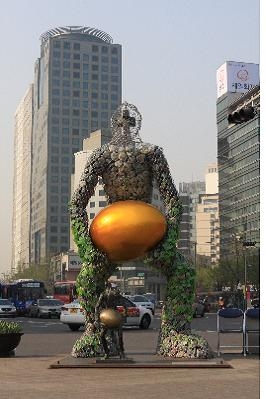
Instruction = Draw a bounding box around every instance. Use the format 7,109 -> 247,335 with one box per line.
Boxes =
0,0 -> 260,275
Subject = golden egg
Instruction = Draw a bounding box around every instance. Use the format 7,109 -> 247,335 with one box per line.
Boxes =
89,200 -> 167,261
99,309 -> 123,328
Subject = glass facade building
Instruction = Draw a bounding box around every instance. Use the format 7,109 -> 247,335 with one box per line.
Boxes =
217,86 -> 260,260
28,26 -> 122,264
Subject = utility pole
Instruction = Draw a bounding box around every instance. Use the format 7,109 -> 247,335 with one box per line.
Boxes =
190,241 -> 197,269
242,240 -> 256,310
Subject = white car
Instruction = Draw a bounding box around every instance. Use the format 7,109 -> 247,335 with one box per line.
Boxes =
126,295 -> 155,315
60,297 -> 153,331
0,299 -> 17,317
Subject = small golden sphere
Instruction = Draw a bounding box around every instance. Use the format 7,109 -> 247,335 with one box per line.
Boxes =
99,309 -> 123,328
89,200 -> 167,261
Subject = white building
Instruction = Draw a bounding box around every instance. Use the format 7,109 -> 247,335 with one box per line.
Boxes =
12,85 -> 33,272
195,164 -> 219,264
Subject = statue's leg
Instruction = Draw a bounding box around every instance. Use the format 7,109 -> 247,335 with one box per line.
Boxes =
71,261 -> 121,358
71,263 -> 104,357
145,250 -> 212,359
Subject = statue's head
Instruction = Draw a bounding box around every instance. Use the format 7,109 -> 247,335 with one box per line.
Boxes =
111,102 -> 142,144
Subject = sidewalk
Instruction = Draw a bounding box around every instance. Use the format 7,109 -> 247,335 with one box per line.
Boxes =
0,332 -> 260,399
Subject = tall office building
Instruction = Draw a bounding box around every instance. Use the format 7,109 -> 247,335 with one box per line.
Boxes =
12,85 -> 34,272
216,61 -> 260,261
12,26 -> 122,269
177,181 -> 205,259
195,164 -> 219,265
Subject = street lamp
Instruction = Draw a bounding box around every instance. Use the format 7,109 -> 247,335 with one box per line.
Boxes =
242,241 -> 256,310
190,241 -> 197,269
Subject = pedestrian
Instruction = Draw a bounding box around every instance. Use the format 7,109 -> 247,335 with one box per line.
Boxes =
218,296 -> 224,309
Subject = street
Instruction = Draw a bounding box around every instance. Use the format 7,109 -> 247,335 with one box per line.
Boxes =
10,312 -> 219,357
0,312 -> 260,399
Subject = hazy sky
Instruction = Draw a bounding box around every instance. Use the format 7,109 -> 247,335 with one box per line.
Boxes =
0,0 -> 260,274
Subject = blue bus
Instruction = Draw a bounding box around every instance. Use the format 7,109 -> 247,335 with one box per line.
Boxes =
0,279 -> 46,315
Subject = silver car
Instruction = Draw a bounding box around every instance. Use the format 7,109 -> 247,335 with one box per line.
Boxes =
0,299 -> 17,317
28,299 -> 63,318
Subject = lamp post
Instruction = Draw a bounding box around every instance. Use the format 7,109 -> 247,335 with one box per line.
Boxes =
190,241 -> 197,269
242,240 -> 256,310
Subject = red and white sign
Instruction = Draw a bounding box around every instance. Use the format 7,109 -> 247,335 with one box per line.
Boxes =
216,61 -> 259,98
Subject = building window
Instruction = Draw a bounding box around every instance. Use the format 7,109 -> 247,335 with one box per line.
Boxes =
90,213 -> 95,219
51,166 -> 59,173
73,43 -> 80,50
63,70 -> 70,78
52,89 -> 60,96
52,69 -> 60,77
99,201 -> 107,207
52,79 -> 60,86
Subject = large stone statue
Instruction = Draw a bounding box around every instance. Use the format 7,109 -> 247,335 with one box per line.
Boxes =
70,102 -> 211,358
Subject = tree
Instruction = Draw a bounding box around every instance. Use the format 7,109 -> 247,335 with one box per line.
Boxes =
11,260 -> 57,295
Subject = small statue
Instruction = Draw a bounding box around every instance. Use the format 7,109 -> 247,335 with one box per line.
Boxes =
94,282 -> 125,359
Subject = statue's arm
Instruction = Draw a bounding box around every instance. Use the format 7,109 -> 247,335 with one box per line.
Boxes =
146,146 -> 183,267
69,148 -> 104,263
150,145 -> 183,224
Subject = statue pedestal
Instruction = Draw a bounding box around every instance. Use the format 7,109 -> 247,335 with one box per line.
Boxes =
50,355 -> 231,369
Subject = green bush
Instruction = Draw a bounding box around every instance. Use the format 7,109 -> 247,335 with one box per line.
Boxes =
0,320 -> 23,334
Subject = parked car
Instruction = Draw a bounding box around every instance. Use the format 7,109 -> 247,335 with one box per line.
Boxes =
28,299 -> 63,318
0,299 -> 17,318
125,295 -> 155,314
60,297 -> 154,331
192,300 -> 205,317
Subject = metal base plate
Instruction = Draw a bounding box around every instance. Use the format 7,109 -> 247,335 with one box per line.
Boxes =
50,355 -> 232,369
